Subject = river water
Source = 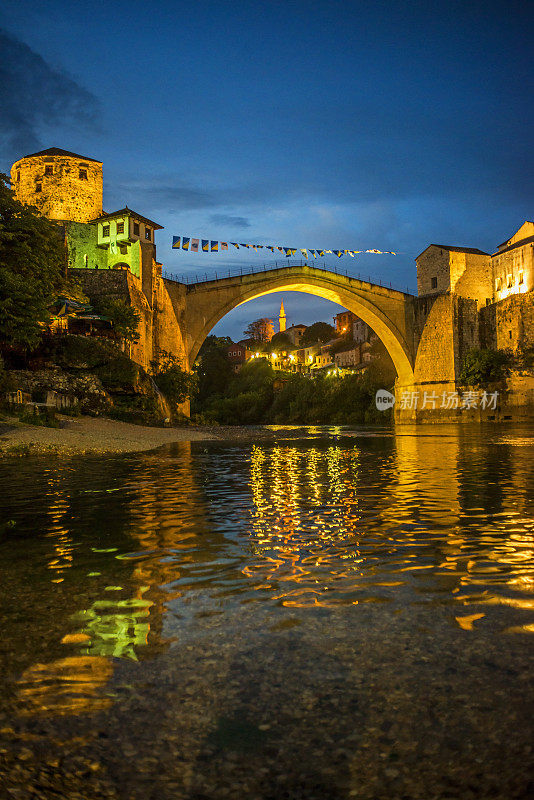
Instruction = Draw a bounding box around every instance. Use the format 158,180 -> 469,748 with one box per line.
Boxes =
0,424 -> 533,799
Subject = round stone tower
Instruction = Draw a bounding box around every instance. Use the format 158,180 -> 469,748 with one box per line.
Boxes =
10,147 -> 103,223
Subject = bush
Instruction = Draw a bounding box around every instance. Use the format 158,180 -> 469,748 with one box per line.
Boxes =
460,348 -> 511,386
153,351 -> 197,405
18,407 -> 60,428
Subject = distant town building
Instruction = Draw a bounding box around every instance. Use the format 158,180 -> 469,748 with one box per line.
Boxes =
334,310 -> 358,335
285,324 -> 307,346
227,342 -> 253,372
334,344 -> 360,369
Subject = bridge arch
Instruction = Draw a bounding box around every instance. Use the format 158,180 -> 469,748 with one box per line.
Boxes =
182,267 -> 415,387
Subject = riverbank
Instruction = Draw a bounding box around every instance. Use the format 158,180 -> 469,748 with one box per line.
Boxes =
0,415 -> 214,456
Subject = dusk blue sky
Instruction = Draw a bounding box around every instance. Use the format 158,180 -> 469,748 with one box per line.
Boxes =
1,0 -> 532,340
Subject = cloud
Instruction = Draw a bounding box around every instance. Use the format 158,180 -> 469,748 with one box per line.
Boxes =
209,214 -> 251,229
0,29 -> 101,160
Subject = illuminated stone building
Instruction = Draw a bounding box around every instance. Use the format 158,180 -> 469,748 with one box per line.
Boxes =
416,222 -> 534,305
11,147 -> 103,223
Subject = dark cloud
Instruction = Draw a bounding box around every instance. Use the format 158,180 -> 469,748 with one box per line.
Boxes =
0,29 -> 101,160
209,214 -> 250,229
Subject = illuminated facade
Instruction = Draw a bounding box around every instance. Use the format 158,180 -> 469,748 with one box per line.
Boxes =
416,221 -> 534,305
10,148 -> 162,281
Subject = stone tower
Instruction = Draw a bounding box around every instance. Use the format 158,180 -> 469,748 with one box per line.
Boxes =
10,147 -> 103,223
279,299 -> 286,332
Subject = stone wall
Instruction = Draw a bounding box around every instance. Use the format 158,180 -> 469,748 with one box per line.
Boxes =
416,248 -> 450,297
11,153 -> 103,223
450,251 -> 492,305
479,290 -> 534,353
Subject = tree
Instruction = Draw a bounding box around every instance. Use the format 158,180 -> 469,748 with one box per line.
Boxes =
92,295 -> 140,342
270,331 -> 292,350
0,173 -> 66,350
243,318 -> 274,342
152,351 -> 197,404
193,335 -> 234,406
301,321 -> 336,346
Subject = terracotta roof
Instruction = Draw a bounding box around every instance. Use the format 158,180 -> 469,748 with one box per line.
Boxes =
21,147 -> 101,163
416,244 -> 489,259
92,207 -> 163,230
492,235 -> 534,257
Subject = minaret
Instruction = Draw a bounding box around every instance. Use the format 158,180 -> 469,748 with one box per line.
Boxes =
279,300 -> 286,332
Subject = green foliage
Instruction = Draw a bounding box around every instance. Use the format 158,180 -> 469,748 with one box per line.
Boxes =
153,351 -> 197,404
108,395 -> 163,426
193,341 -> 396,426
194,336 -> 234,402
301,321 -> 336,346
270,331 -> 292,350
91,296 -> 140,342
460,348 -> 511,386
0,174 -> 66,350
51,334 -> 122,370
18,407 -> 60,428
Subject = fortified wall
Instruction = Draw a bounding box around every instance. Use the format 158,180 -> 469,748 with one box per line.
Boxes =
397,227 -> 534,422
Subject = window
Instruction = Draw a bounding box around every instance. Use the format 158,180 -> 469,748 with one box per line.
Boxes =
507,274 -> 513,288
35,183 -> 42,192
102,225 -> 110,237
116,222 -> 124,234
495,278 -> 502,291
45,165 -> 53,176
431,276 -> 438,289
133,222 -> 140,235
16,170 -> 20,181
519,271 -> 524,284
79,169 -> 87,180
145,228 -> 152,240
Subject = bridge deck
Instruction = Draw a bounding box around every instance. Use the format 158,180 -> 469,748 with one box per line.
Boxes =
163,260 -> 414,298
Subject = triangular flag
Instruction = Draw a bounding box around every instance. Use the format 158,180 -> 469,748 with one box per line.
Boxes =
191,238 -> 199,252
202,240 -> 209,251
221,242 -> 228,251
267,246 -> 275,252
300,249 -> 308,259
333,250 -> 343,257
366,249 -> 381,254
182,237 -> 190,251
318,250 -> 325,256
211,240 -> 219,252
310,250 -> 317,257
230,242 -> 239,249
172,236 -> 181,249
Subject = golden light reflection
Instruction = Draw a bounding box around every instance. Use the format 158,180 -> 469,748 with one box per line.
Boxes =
246,443 -> 367,606
17,656 -> 113,716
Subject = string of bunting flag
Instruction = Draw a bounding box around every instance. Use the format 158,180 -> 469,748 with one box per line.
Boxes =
172,236 -> 396,258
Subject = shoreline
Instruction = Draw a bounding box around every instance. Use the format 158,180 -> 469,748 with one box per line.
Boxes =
0,415 -> 218,456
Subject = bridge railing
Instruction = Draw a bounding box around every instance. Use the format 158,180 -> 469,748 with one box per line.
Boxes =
162,260 -> 411,294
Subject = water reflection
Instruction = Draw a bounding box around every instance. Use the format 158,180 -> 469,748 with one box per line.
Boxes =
0,427 -> 533,717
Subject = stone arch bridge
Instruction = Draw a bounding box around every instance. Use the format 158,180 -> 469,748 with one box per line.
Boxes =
167,264 -> 417,388
74,262 -> 474,421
